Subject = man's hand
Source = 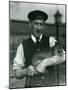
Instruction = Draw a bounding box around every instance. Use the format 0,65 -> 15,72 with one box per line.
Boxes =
36,61 -> 46,73
26,65 -> 38,76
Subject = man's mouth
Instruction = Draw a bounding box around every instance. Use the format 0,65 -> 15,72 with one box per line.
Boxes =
35,30 -> 41,34
35,32 -> 41,35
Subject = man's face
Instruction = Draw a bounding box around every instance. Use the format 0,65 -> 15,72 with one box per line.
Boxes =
30,19 -> 45,38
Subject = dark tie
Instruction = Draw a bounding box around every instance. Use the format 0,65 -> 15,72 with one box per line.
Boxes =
36,37 -> 40,47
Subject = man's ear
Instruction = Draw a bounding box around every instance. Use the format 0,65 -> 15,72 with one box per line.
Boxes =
29,22 -> 32,28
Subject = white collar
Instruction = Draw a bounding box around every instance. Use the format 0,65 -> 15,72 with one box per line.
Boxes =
31,34 -> 43,43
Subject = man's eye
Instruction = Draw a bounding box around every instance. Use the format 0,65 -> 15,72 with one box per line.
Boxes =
40,23 -> 44,25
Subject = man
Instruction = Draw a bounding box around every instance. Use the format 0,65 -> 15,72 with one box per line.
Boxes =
13,10 -> 65,87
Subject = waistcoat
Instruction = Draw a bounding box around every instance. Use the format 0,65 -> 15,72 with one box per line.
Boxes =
22,35 -> 49,68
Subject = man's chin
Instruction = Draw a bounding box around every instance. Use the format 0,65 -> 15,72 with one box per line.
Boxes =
35,33 -> 41,38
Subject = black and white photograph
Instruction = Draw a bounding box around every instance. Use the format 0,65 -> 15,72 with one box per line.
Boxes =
9,1 -> 66,89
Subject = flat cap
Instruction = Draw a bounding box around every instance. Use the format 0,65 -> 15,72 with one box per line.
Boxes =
28,10 -> 48,21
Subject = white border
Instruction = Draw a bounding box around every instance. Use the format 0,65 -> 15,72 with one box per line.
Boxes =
0,0 -> 67,90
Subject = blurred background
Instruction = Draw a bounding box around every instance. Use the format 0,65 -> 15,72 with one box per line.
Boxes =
9,1 -> 66,89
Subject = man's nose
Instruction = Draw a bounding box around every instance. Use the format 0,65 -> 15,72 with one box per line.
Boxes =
37,24 -> 41,29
